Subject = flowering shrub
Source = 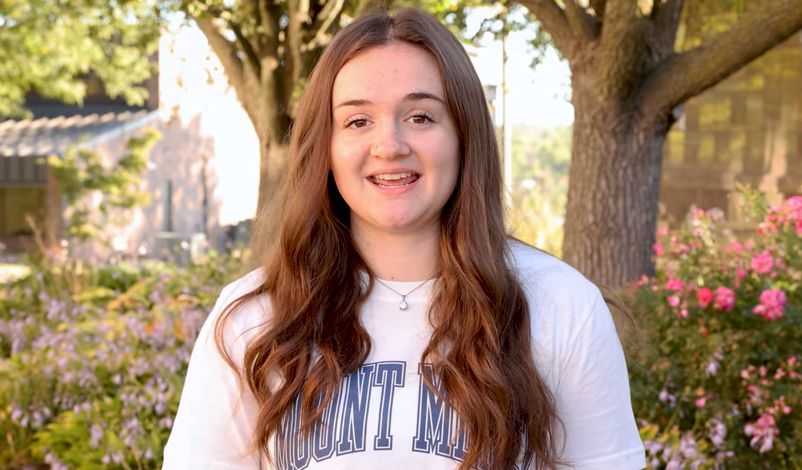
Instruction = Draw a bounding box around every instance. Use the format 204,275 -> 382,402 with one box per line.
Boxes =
629,191 -> 802,469
0,249 -> 248,469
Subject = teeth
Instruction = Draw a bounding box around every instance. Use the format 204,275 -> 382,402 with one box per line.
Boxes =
373,172 -> 414,181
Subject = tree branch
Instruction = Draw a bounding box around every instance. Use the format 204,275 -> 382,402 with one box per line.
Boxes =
589,0 -> 607,18
194,17 -> 245,90
596,0 -> 647,101
194,16 -> 264,125
599,0 -> 640,60
306,0 -> 348,50
651,0 -> 684,47
564,0 -> 600,42
229,20 -> 261,75
515,0 -> 579,59
257,0 -> 280,59
284,0 -> 310,117
639,0 -> 802,117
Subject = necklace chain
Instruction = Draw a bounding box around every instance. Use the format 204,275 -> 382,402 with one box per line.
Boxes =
374,278 -> 431,310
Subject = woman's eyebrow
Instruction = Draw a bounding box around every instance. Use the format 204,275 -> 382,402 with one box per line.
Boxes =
333,91 -> 446,110
404,91 -> 446,104
334,98 -> 371,109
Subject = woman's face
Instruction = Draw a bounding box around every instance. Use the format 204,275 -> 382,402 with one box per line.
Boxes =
330,43 -> 460,239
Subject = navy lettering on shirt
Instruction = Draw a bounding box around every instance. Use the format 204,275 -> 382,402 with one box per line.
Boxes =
373,362 -> 405,450
275,361 -> 532,469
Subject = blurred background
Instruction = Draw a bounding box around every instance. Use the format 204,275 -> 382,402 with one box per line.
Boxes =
1,0 -> 801,468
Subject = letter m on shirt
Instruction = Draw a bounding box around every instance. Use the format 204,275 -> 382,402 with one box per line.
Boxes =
412,363 -> 454,457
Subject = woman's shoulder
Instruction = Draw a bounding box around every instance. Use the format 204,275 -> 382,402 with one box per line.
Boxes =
210,267 -> 271,343
507,239 -> 607,347
507,239 -> 601,306
218,267 -> 268,304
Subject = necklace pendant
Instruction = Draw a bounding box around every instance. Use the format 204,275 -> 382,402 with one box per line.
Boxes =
399,296 -> 408,310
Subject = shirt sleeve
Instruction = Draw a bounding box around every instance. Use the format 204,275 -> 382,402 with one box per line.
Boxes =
554,289 -> 646,470
162,286 -> 263,470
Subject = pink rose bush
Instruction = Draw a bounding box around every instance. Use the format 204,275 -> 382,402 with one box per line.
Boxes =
630,190 -> 801,469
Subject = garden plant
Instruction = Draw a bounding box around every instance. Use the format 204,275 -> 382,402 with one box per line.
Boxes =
0,249 -> 248,469
629,188 -> 802,469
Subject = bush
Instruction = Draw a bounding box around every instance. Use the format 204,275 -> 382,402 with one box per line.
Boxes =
0,249 -> 249,469
628,190 -> 802,469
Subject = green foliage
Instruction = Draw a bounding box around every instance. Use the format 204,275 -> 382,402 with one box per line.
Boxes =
47,130 -> 161,243
509,125 -> 571,256
627,188 -> 802,469
0,248 -> 250,469
0,0 -> 164,118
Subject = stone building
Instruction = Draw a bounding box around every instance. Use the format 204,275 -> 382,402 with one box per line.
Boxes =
659,30 -> 802,226
0,27 -> 260,261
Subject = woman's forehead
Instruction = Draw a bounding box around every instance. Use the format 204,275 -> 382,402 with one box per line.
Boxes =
331,44 -> 445,106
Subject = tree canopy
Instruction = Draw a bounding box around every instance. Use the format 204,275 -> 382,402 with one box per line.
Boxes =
0,0 -> 164,117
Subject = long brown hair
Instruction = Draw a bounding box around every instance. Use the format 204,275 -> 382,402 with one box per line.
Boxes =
216,9 -> 564,470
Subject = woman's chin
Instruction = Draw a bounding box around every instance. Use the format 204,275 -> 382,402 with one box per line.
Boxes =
363,214 -> 436,235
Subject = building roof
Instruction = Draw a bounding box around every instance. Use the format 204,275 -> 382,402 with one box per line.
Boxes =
0,104 -> 158,158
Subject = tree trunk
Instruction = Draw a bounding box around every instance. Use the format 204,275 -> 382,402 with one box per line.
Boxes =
250,128 -> 290,260
257,137 -> 289,216
562,71 -> 670,288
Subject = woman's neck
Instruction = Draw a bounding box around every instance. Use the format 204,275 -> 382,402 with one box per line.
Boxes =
351,221 -> 439,282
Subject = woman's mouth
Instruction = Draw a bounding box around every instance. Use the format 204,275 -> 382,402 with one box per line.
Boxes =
368,172 -> 420,188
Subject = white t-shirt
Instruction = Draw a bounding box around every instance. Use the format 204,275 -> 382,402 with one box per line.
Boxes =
163,242 -> 646,469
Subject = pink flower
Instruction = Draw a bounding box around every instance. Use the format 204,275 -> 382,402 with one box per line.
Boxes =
695,397 -> 706,408
786,195 -> 802,217
750,250 -> 774,274
665,277 -> 685,292
656,226 -> 668,237
713,286 -> 736,312
745,413 -> 779,453
697,287 -> 713,308
737,267 -> 747,280
652,243 -> 664,257
667,295 -> 680,307
753,289 -> 787,321
744,241 -> 752,251
728,241 -> 743,253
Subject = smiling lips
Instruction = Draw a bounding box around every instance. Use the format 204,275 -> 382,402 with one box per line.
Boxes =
368,172 -> 420,188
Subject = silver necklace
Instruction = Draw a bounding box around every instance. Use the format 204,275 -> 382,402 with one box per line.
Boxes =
374,278 -> 431,310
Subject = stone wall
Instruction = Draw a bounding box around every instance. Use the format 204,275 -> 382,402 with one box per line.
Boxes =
659,32 -> 802,226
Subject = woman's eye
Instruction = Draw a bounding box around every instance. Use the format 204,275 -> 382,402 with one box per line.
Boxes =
346,118 -> 368,129
409,113 -> 432,124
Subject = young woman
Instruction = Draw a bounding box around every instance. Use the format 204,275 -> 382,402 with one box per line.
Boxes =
163,9 -> 645,470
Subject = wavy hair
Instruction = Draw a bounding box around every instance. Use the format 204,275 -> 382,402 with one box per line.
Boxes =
216,8 -> 564,470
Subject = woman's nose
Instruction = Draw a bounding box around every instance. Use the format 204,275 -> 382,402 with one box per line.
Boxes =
370,120 -> 410,160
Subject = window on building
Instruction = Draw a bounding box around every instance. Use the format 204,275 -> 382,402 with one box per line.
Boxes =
0,187 -> 47,236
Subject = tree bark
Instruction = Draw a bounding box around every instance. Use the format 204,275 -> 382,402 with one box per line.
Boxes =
249,133 -> 289,259
562,70 -> 669,288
